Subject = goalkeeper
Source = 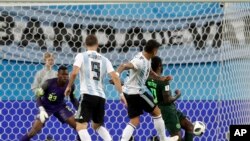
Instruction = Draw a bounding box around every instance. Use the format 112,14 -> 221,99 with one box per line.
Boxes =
146,56 -> 194,141
20,66 -> 79,141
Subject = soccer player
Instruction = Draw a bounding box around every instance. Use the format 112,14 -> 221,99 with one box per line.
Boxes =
32,52 -> 57,95
20,66 -> 79,141
146,56 -> 194,141
117,39 -> 179,141
65,35 -> 127,141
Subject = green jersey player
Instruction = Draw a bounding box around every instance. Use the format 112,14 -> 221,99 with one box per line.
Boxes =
146,56 -> 194,141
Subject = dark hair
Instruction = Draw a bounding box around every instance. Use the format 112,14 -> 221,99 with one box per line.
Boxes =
144,39 -> 161,53
58,65 -> 68,72
151,56 -> 162,72
85,34 -> 98,46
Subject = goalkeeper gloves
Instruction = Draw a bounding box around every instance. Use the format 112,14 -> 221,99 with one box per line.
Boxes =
39,106 -> 48,123
35,88 -> 44,97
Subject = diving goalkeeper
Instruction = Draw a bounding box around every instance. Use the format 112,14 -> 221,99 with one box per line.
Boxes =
20,66 -> 79,141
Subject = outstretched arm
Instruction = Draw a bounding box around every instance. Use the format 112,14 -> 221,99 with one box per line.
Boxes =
149,69 -> 173,82
109,71 -> 127,106
65,53 -> 82,96
117,62 -> 136,74
69,85 -> 79,109
162,84 -> 181,104
36,80 -> 49,123
109,71 -> 123,95
65,66 -> 80,96
36,80 -> 48,107
106,59 -> 127,106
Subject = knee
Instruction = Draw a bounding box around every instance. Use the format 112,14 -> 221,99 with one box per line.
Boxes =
130,117 -> 140,127
76,122 -> 88,131
151,106 -> 161,117
66,117 -> 77,129
92,124 -> 101,131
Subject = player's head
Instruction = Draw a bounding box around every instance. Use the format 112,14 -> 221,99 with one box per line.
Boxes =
85,34 -> 98,50
151,56 -> 163,74
144,39 -> 161,58
44,52 -> 54,67
57,65 -> 69,83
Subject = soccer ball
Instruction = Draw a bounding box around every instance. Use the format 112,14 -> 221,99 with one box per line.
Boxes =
193,121 -> 206,136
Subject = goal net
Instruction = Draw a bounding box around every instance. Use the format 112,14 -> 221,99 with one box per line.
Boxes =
1,2 -> 250,141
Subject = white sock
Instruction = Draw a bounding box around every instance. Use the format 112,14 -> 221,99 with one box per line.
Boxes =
96,126 -> 112,141
153,115 -> 167,141
121,123 -> 136,141
78,129 -> 91,141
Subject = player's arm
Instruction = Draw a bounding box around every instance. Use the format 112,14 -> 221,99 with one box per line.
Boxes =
65,66 -> 80,96
117,62 -> 135,74
107,59 -> 127,106
109,71 -> 127,106
36,80 -> 49,123
65,54 -> 82,96
36,80 -> 48,106
149,69 -> 172,82
162,82 -> 181,104
69,85 -> 79,109
109,62 -> 134,85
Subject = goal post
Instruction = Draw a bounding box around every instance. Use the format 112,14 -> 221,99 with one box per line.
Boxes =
1,1 -> 250,141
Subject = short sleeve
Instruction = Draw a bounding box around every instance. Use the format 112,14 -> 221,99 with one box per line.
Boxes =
73,53 -> 83,68
130,58 -> 142,70
106,58 -> 114,73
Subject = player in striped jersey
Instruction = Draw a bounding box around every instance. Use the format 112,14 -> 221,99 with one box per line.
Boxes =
117,39 -> 178,141
65,35 -> 127,141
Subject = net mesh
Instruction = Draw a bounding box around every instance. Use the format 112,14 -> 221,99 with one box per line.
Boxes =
1,2 -> 250,141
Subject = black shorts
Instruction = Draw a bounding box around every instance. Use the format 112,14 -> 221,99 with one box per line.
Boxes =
124,92 -> 156,118
75,94 -> 105,124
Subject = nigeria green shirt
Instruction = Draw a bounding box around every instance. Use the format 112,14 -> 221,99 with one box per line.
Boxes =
146,78 -> 170,105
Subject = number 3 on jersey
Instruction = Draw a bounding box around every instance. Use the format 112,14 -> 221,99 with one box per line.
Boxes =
91,61 -> 100,81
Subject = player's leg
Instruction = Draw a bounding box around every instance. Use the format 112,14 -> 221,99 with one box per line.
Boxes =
121,94 -> 142,141
92,97 -> 112,141
159,105 -> 182,141
140,93 -> 168,141
65,115 -> 81,141
76,122 -> 90,141
150,106 -> 170,141
54,105 -> 80,140
177,110 -> 194,141
55,105 -> 76,129
121,116 -> 140,141
20,119 -> 44,141
74,94 -> 93,141
66,116 -> 77,129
